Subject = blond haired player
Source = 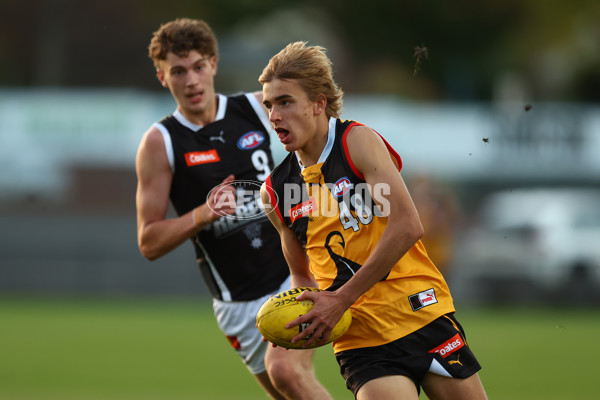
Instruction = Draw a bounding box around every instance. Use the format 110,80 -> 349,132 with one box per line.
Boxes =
260,42 -> 488,400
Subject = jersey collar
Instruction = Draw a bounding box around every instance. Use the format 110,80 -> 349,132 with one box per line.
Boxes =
295,117 -> 336,170
172,94 -> 228,132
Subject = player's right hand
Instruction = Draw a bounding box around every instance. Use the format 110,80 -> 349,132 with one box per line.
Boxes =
205,175 -> 236,222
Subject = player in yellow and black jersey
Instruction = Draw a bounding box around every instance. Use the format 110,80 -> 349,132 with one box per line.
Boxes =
260,42 -> 488,400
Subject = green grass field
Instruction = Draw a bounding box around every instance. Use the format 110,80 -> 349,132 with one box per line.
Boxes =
1,295 -> 598,400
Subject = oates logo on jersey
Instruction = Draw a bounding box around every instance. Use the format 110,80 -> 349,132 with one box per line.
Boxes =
185,149 -> 221,166
289,198 -> 317,223
237,131 -> 265,150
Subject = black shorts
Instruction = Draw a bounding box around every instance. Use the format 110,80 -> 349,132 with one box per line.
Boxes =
335,313 -> 482,397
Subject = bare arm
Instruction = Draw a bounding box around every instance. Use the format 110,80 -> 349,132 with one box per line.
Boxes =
260,183 -> 318,289
135,127 -> 235,260
335,125 -> 424,304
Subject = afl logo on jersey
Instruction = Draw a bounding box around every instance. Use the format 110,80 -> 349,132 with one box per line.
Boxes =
332,177 -> 353,198
237,131 -> 265,150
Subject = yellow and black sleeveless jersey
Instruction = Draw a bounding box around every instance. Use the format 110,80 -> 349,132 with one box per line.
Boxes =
265,118 -> 455,353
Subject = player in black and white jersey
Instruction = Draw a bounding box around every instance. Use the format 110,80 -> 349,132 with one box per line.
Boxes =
136,19 -> 332,400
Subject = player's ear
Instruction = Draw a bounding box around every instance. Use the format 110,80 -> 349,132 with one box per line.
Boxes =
210,55 -> 218,76
156,69 -> 168,88
313,94 -> 327,116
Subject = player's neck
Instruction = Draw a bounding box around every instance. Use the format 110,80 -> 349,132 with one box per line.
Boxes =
296,119 -> 329,167
179,95 -> 218,127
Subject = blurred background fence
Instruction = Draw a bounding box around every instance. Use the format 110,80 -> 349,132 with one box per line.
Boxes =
1,90 -> 599,303
1,0 -> 599,304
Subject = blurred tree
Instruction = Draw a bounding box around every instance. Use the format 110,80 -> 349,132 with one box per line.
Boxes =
0,0 -> 597,101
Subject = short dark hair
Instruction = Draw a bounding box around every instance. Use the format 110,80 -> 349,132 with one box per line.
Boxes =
148,18 -> 218,69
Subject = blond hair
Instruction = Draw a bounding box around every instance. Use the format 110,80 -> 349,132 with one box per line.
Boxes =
148,18 -> 218,69
259,41 -> 343,118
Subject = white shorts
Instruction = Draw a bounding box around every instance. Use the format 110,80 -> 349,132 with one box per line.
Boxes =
212,275 -> 292,375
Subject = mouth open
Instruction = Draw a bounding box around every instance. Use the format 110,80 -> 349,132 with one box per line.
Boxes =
275,127 -> 290,142
187,91 -> 204,102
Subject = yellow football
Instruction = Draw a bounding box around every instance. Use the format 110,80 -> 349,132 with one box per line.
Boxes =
256,287 -> 352,349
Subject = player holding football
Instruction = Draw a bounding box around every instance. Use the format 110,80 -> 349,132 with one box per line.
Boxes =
136,20 -> 332,400
259,42 -> 488,400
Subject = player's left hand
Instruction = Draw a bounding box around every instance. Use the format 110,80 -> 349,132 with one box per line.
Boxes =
286,290 -> 347,348
261,335 -> 289,349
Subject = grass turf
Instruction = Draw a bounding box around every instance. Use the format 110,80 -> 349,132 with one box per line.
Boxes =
0,296 -> 597,399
